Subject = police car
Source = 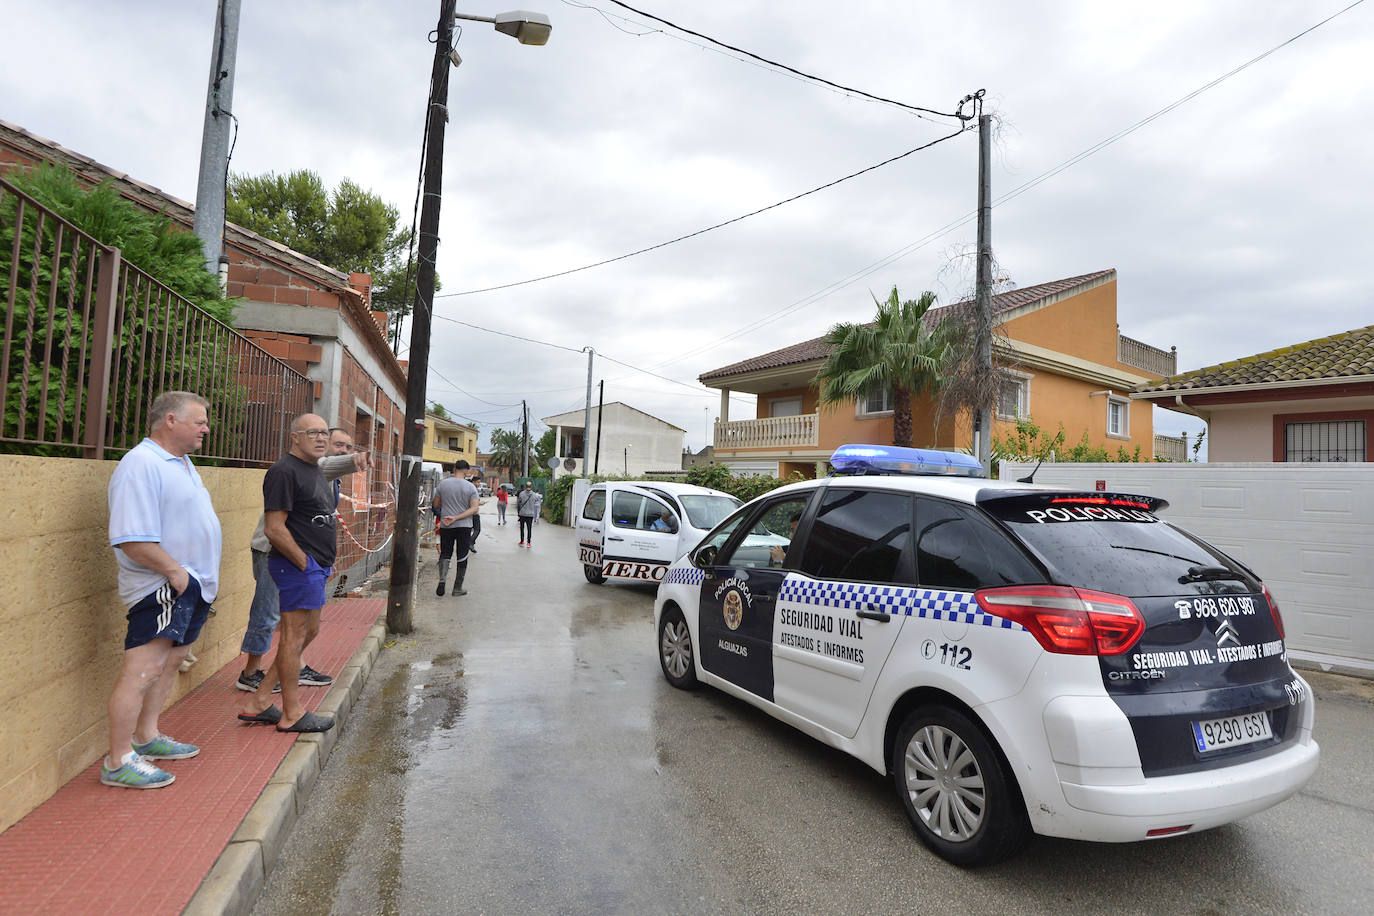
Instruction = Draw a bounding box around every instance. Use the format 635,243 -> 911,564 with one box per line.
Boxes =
654,445 -> 1319,865
577,481 -> 741,585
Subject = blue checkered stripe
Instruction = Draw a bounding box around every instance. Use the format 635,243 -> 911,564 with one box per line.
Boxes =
663,567 -> 705,587
778,579 -> 1024,631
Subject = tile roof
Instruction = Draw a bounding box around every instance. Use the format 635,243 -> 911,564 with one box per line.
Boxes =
699,270 -> 1115,382
1136,325 -> 1374,393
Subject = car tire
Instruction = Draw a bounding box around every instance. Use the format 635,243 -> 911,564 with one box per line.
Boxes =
583,564 -> 607,584
892,705 -> 1030,866
657,605 -> 697,690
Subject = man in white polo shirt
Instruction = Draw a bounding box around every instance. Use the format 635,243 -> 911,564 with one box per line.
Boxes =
103,390 -> 222,789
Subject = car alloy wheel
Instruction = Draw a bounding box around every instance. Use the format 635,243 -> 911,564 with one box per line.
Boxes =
893,706 -> 1030,866
904,724 -> 986,841
658,606 -> 697,689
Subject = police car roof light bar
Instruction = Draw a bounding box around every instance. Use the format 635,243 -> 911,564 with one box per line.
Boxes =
830,444 -> 985,478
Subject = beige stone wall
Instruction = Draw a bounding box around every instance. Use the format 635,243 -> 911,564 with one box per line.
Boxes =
0,454 -> 264,832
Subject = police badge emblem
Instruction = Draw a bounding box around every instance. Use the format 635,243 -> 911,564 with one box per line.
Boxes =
723,590 -> 744,630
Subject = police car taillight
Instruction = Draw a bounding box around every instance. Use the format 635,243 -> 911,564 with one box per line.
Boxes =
1262,583 -> 1286,640
975,585 -> 1144,656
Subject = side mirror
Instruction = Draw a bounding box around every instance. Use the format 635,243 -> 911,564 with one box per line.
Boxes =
694,545 -> 717,568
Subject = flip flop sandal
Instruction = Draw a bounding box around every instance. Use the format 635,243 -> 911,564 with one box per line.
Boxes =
237,705 -> 282,725
276,711 -> 335,733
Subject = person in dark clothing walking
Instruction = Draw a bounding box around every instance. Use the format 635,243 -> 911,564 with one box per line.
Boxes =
516,481 -> 537,547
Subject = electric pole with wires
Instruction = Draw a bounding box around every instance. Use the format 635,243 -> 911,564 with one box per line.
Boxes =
386,0 -> 457,634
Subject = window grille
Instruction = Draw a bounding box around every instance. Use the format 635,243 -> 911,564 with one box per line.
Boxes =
1285,420 -> 1365,462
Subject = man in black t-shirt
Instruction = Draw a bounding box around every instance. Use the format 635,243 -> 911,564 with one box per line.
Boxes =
238,413 -> 338,733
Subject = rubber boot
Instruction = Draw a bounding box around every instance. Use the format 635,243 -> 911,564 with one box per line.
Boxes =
437,558 -> 450,596
452,561 -> 468,597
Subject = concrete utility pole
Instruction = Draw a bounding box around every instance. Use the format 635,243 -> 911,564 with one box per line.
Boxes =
973,110 -> 993,474
192,0 -> 241,274
582,348 -> 593,474
386,0 -> 458,634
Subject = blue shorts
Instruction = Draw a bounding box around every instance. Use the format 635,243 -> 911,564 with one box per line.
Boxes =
125,575 -> 212,650
268,554 -> 331,612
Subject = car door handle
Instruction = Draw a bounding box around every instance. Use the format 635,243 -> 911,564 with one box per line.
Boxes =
857,608 -> 891,622
607,536 -> 624,542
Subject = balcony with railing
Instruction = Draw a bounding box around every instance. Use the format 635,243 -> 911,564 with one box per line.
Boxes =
1119,334 -> 1176,378
715,413 -> 818,451
1,177 -> 312,463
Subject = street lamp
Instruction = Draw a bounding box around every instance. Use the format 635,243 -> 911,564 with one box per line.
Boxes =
387,2 -> 551,634
458,9 -> 551,45
624,443 -> 631,476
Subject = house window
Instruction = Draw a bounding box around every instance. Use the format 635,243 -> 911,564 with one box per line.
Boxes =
857,389 -> 893,417
996,374 -> 1029,420
1285,421 -> 1366,462
1107,396 -> 1130,438
769,396 -> 804,417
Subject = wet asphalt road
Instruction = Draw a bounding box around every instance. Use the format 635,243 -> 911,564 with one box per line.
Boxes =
254,510 -> 1374,916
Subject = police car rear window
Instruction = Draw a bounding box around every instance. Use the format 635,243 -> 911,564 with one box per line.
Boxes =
982,494 -> 1258,597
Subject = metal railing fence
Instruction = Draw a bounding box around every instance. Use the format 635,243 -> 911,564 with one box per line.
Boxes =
1,177 -> 311,463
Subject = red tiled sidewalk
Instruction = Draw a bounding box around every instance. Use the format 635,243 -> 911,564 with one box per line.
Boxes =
0,597 -> 385,915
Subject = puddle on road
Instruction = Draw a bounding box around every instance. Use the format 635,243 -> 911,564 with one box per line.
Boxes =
259,651 -> 470,915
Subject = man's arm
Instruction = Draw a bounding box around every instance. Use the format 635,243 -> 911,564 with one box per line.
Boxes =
264,509 -> 309,571
319,451 -> 370,482
441,488 -> 482,525
118,542 -> 191,595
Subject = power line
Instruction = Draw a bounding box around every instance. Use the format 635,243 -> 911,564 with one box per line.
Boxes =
633,2 -> 1371,372
427,363 -> 523,408
601,0 -> 966,122
435,124 -> 971,299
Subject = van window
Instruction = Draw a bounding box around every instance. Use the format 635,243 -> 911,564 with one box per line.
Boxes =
798,489 -> 912,583
583,489 -> 605,521
610,491 -> 675,532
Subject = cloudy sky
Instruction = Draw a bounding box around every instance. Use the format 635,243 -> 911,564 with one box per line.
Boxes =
3,1 -> 1370,456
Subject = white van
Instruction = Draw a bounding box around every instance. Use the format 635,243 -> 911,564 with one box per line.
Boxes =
577,481 -> 741,584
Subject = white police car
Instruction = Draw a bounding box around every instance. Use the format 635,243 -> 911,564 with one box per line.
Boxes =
577,481 -> 740,585
654,445 -> 1319,865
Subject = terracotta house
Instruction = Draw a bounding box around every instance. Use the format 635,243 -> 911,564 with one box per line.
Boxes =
1134,325 -> 1374,462
700,270 -> 1179,477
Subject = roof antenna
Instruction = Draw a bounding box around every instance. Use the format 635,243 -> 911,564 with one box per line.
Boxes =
1016,448 -> 1049,484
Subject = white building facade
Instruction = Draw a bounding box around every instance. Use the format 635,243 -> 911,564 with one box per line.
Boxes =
541,402 -> 685,478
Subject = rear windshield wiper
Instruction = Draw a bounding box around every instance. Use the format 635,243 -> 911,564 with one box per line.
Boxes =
1113,545 -> 1208,565
1178,565 -> 1245,584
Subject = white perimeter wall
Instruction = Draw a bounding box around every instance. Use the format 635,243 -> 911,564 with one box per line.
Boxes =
998,461 -> 1374,674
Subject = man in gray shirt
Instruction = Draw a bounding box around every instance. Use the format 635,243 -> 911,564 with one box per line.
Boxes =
433,460 -> 480,596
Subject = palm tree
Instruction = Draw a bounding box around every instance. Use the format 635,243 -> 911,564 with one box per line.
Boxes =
815,287 -> 960,447
488,428 -> 525,482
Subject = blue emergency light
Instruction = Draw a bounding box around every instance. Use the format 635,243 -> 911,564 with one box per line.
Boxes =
830,444 -> 986,478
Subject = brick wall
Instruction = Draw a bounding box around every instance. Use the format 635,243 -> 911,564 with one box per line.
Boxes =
333,349 -> 404,581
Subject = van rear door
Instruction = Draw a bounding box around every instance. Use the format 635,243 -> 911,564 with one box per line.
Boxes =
576,486 -> 607,572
